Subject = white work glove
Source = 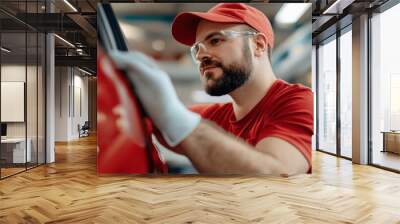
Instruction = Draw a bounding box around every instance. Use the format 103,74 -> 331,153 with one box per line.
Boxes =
109,50 -> 201,147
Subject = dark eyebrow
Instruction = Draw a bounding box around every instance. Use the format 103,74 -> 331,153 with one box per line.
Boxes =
203,32 -> 223,41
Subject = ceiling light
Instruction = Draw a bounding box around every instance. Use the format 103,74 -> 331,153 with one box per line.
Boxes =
1,47 -> 11,53
76,48 -> 86,56
54,34 -> 75,48
78,67 -> 93,76
63,0 -> 78,12
275,3 -> 311,26
323,0 -> 354,14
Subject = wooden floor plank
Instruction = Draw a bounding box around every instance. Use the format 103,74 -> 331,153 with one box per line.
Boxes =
0,134 -> 400,223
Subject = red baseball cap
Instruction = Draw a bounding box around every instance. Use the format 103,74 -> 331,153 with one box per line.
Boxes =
171,3 -> 274,49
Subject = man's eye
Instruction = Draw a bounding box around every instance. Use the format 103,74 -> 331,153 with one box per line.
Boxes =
209,37 -> 222,46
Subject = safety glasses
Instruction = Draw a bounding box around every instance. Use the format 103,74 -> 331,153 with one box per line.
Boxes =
190,30 -> 257,64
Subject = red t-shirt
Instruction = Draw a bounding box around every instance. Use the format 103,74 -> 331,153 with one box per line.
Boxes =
190,80 -> 314,171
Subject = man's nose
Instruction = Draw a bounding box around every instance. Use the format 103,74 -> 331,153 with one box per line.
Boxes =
195,43 -> 211,62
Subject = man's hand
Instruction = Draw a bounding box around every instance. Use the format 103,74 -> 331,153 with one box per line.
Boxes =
109,51 -> 201,146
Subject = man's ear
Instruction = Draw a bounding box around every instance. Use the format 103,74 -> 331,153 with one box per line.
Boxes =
253,33 -> 268,58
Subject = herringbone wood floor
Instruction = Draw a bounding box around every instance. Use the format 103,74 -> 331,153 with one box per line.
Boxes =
1,134 -> 400,223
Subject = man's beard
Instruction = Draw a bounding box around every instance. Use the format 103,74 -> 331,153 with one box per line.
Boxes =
201,43 -> 252,96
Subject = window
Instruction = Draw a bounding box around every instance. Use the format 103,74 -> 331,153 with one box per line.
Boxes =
317,36 -> 337,154
371,2 -> 400,171
339,28 -> 352,158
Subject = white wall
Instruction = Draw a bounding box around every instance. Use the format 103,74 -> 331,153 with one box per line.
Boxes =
55,66 -> 69,141
54,67 -> 89,141
1,65 -> 26,81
